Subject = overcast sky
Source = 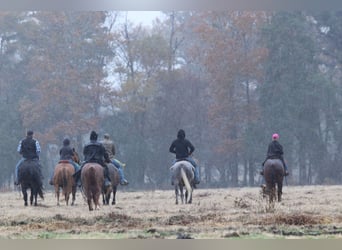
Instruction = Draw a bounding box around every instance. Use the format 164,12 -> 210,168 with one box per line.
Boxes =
125,11 -> 162,26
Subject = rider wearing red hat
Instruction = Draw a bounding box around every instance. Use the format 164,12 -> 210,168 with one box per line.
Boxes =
260,133 -> 289,176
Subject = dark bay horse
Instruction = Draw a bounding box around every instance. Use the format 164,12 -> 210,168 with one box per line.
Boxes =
263,158 -> 285,203
18,159 -> 44,206
170,161 -> 195,204
81,163 -> 104,211
102,162 -> 120,205
53,161 -> 76,206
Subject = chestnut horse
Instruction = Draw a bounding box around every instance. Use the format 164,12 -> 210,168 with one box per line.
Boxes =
18,159 -> 44,206
53,161 -> 76,206
102,162 -> 120,205
263,158 -> 285,203
52,149 -> 80,206
81,163 -> 104,211
170,161 -> 195,204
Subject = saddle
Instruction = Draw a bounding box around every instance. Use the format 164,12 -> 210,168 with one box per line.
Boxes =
59,160 -> 70,164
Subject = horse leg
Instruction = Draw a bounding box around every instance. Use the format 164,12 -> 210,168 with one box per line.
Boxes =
55,185 -> 60,206
185,190 -> 188,204
175,186 -> 179,205
180,185 -> 184,204
88,197 -> 93,211
30,190 -> 34,206
71,185 -> 76,206
112,187 -> 117,205
65,191 -> 69,206
34,193 -> 38,206
22,187 -> 28,206
277,181 -> 283,202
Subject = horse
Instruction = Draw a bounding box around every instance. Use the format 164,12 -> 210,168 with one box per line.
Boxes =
263,158 -> 285,203
81,162 -> 104,211
170,160 -> 195,205
52,161 -> 76,206
18,159 -> 44,206
102,162 -> 120,205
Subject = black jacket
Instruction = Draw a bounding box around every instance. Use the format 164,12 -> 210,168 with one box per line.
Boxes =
59,145 -> 74,160
83,141 -> 110,166
21,136 -> 39,159
266,140 -> 284,159
169,130 -> 195,159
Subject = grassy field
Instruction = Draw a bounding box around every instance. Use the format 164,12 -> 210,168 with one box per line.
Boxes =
1,185 -> 342,239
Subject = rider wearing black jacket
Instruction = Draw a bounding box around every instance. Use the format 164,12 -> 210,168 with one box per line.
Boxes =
74,131 -> 111,187
169,129 -> 200,184
261,133 -> 289,176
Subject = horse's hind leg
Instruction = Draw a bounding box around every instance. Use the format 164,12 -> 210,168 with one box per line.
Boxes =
180,186 -> 184,204
71,185 -> 76,206
22,188 -> 28,206
277,182 -> 283,202
175,187 -> 179,205
30,190 -> 34,205
112,188 -> 117,205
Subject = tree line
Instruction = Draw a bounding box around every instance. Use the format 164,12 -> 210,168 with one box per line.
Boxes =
0,11 -> 342,189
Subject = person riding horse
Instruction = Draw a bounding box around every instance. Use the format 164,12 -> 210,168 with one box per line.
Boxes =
14,130 -> 43,185
101,133 -> 129,185
169,129 -> 200,186
73,131 -> 111,187
49,137 -> 81,185
260,133 -> 289,176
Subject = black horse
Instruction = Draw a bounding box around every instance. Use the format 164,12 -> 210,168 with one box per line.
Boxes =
18,159 -> 44,206
263,158 -> 285,203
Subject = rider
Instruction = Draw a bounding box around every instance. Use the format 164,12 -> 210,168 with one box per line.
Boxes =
169,129 -> 200,185
101,133 -> 129,185
49,138 -> 81,185
260,133 -> 289,176
14,130 -> 43,185
73,130 -> 111,187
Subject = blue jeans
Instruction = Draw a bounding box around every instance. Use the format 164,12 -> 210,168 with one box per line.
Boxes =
172,157 -> 200,184
111,159 -> 126,182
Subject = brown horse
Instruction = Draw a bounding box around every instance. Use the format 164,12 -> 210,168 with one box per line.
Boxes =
263,158 -> 285,203
53,161 -> 76,206
170,161 -> 195,205
102,162 -> 120,205
81,163 -> 104,211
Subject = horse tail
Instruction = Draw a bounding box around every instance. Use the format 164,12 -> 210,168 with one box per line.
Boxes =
180,167 -> 191,195
88,167 -> 97,186
62,167 -> 68,189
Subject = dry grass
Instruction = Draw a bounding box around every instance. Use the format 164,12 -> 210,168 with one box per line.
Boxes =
1,185 -> 342,238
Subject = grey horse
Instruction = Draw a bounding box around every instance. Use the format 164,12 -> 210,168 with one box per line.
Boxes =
170,160 -> 195,204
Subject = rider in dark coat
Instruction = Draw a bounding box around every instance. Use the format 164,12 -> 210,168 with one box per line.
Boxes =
261,133 -> 289,176
73,131 -> 111,187
169,129 -> 200,185
14,130 -> 43,185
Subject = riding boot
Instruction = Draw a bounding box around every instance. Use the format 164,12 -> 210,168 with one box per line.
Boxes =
117,166 -> 128,185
